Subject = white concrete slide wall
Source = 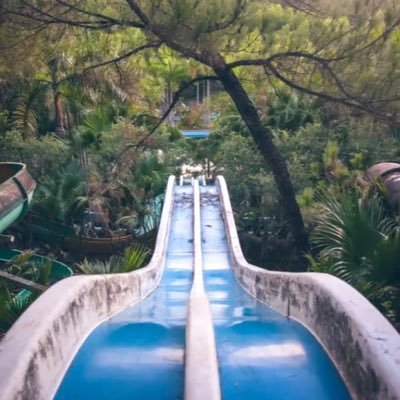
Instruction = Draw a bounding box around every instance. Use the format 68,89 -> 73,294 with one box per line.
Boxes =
184,179 -> 221,400
216,175 -> 400,400
0,175 -> 176,400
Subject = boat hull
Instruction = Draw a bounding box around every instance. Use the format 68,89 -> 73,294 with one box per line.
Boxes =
63,234 -> 133,255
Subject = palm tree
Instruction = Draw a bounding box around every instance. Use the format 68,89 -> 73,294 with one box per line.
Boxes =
309,189 -> 400,322
11,80 -> 53,137
33,162 -> 88,223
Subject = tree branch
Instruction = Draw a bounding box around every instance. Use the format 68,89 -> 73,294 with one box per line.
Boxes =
77,41 -> 162,78
266,61 -> 399,125
125,0 -> 150,26
3,0 -> 141,30
110,75 -> 220,171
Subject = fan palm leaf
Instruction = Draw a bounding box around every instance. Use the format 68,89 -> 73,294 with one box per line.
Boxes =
309,190 -> 400,320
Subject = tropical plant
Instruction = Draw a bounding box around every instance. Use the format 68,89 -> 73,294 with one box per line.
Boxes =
11,80 -> 53,137
33,162 -> 88,223
0,283 -> 34,334
3,252 -> 53,286
132,151 -> 168,198
0,252 -> 55,334
309,189 -> 400,322
77,245 -> 148,275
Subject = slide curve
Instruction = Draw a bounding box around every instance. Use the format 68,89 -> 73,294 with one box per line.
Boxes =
0,176 -> 399,400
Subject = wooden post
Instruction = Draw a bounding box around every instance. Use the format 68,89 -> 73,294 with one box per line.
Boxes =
0,270 -> 47,292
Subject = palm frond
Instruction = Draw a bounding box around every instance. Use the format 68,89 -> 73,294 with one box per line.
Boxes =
77,245 -> 147,275
310,189 -> 400,320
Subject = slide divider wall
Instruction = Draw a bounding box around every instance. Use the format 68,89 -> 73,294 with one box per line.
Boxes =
184,179 -> 221,400
216,175 -> 400,400
0,175 -> 176,400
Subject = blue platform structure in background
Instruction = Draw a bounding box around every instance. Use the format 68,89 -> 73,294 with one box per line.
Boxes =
181,129 -> 209,139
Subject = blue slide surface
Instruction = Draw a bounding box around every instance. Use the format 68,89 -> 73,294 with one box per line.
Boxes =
200,186 -> 350,400
55,186 -> 194,400
54,183 -> 351,400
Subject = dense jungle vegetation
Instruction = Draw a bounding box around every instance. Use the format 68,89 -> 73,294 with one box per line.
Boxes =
0,0 -> 400,331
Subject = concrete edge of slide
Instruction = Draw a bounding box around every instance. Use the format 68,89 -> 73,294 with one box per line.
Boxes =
0,175 -> 176,400
216,175 -> 400,400
184,179 -> 221,400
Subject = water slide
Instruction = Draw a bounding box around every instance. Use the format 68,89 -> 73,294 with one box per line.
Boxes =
0,176 -> 399,400
200,186 -> 349,399
55,185 -> 194,399
0,162 -> 36,234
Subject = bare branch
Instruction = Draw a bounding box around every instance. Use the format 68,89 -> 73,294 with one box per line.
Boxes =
281,0 -> 324,16
2,0 -> 142,30
125,0 -> 150,26
266,61 -> 399,126
72,40 -> 162,80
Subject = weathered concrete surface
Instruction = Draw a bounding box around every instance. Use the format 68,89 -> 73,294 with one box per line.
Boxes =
184,180 -> 221,400
0,176 -> 176,400
216,176 -> 400,400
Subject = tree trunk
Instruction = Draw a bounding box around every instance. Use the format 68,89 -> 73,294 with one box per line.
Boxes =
214,64 -> 309,266
54,90 -> 65,137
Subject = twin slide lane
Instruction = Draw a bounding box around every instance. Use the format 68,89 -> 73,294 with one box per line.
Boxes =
200,186 -> 350,400
55,182 -> 349,399
55,186 -> 194,400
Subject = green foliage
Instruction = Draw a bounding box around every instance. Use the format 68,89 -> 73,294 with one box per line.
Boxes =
0,283 -> 34,334
11,80 -> 53,137
77,245 -> 148,274
0,251 -> 58,333
267,90 -> 315,132
0,131 -> 70,179
33,162 -> 88,223
309,189 -> 400,321
132,151 -> 168,197
3,251 -> 54,286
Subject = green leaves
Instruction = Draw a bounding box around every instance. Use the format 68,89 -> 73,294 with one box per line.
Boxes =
33,162 -> 88,223
2,252 -> 54,286
12,81 -> 52,137
77,244 -> 148,274
0,284 -> 34,333
310,190 -> 400,320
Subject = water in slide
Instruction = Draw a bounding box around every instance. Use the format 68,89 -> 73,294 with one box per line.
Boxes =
200,185 -> 351,400
55,185 -> 194,400
55,182 -> 350,400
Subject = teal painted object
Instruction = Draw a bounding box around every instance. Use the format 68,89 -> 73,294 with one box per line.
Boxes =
181,129 -> 209,139
0,162 -> 36,234
0,249 -> 73,285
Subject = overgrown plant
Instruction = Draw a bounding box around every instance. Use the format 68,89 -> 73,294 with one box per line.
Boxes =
33,162 -> 88,223
3,252 -> 53,286
77,245 -> 148,274
0,283 -> 34,334
309,189 -> 400,323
